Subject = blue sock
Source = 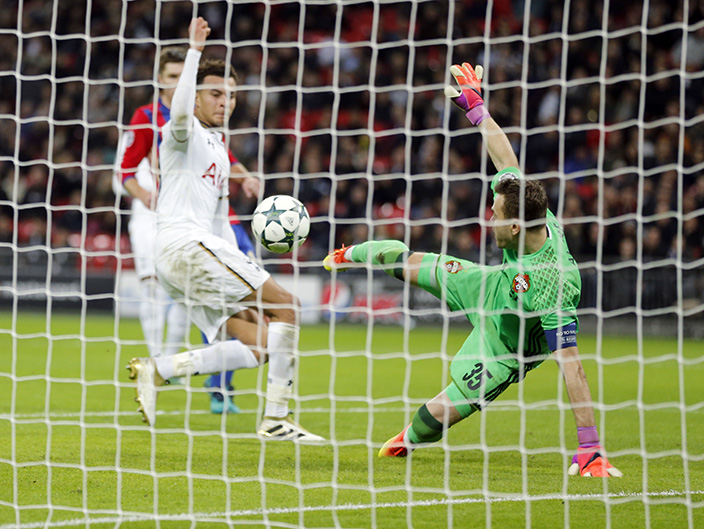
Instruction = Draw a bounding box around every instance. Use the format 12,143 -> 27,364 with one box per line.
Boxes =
207,370 -> 233,389
202,331 -> 235,390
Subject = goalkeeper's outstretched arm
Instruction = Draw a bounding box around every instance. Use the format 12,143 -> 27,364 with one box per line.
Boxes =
554,345 -> 623,477
445,62 -> 519,172
554,345 -> 596,429
477,118 -> 519,173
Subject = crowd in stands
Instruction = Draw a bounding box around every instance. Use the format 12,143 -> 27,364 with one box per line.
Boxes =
1,0 -> 703,303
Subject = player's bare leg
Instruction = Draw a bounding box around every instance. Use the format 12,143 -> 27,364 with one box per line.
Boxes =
126,310 -> 266,426
241,277 -> 325,442
125,276 -> 320,436
204,309 -> 265,415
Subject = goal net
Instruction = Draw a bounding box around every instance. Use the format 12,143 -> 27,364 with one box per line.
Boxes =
1,0 -> 703,527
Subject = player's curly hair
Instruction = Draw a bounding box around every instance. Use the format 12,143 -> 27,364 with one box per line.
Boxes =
197,59 -> 238,86
158,47 -> 187,73
494,176 -> 548,230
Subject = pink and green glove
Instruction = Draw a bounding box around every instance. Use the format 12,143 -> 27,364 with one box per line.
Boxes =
444,62 -> 490,125
568,426 -> 623,477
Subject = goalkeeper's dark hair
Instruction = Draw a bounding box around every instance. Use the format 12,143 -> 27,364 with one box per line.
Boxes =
158,47 -> 187,73
494,177 -> 548,230
197,59 -> 238,86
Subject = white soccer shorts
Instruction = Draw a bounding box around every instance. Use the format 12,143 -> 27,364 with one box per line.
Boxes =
156,232 -> 270,343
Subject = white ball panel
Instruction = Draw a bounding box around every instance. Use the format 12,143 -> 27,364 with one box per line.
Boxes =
279,210 -> 300,231
277,195 -> 303,209
297,215 -> 310,239
257,195 -> 277,211
251,214 -> 267,239
264,222 -> 286,242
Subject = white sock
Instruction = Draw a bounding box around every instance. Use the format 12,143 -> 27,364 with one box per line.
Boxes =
163,302 -> 188,357
403,428 -> 413,447
154,340 -> 259,380
139,277 -> 168,357
265,322 -> 298,418
343,245 -> 355,261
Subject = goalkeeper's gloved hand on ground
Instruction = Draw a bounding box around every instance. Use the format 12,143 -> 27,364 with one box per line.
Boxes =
444,62 -> 490,125
568,445 -> 623,477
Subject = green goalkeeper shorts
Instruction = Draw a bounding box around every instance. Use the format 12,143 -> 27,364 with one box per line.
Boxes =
416,253 -> 545,418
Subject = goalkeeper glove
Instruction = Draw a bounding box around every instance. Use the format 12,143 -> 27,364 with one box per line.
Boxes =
568,445 -> 623,477
444,62 -> 490,125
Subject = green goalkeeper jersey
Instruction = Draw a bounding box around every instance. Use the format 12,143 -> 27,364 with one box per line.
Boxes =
491,167 -> 581,352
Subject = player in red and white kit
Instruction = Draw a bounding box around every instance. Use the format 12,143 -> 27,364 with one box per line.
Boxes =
127,18 -> 324,442
115,47 -> 189,362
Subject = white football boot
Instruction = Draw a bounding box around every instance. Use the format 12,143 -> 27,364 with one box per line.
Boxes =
126,357 -> 166,426
257,416 -> 325,442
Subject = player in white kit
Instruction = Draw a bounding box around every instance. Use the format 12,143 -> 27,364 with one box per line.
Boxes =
116,48 -> 256,412
127,18 -> 324,442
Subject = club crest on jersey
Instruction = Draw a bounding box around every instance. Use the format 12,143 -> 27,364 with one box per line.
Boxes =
512,273 -> 530,293
445,260 -> 463,274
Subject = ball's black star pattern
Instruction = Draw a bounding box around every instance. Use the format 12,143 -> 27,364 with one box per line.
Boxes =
259,200 -> 305,251
253,196 -> 310,253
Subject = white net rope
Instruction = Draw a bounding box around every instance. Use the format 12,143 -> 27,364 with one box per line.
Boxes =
1,0 -> 703,527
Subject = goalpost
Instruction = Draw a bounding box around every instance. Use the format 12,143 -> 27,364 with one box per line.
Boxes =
1,0 -> 703,527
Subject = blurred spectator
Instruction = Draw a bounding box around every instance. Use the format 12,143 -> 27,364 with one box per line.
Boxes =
0,0 -> 702,310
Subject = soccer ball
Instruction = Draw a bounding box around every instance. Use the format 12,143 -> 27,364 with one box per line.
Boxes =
251,195 -> 310,253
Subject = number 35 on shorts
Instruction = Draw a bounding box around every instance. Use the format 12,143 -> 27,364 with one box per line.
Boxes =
462,362 -> 494,391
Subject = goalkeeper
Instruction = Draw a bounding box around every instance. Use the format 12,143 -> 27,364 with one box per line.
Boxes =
324,63 -> 622,478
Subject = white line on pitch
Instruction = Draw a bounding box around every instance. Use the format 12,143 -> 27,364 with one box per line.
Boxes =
2,403 -> 699,421
0,407 -> 436,420
2,489 -> 702,529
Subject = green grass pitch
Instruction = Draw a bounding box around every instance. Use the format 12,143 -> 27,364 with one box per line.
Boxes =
0,310 -> 702,528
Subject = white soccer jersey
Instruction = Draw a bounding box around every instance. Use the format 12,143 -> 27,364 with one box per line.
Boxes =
156,116 -> 231,255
